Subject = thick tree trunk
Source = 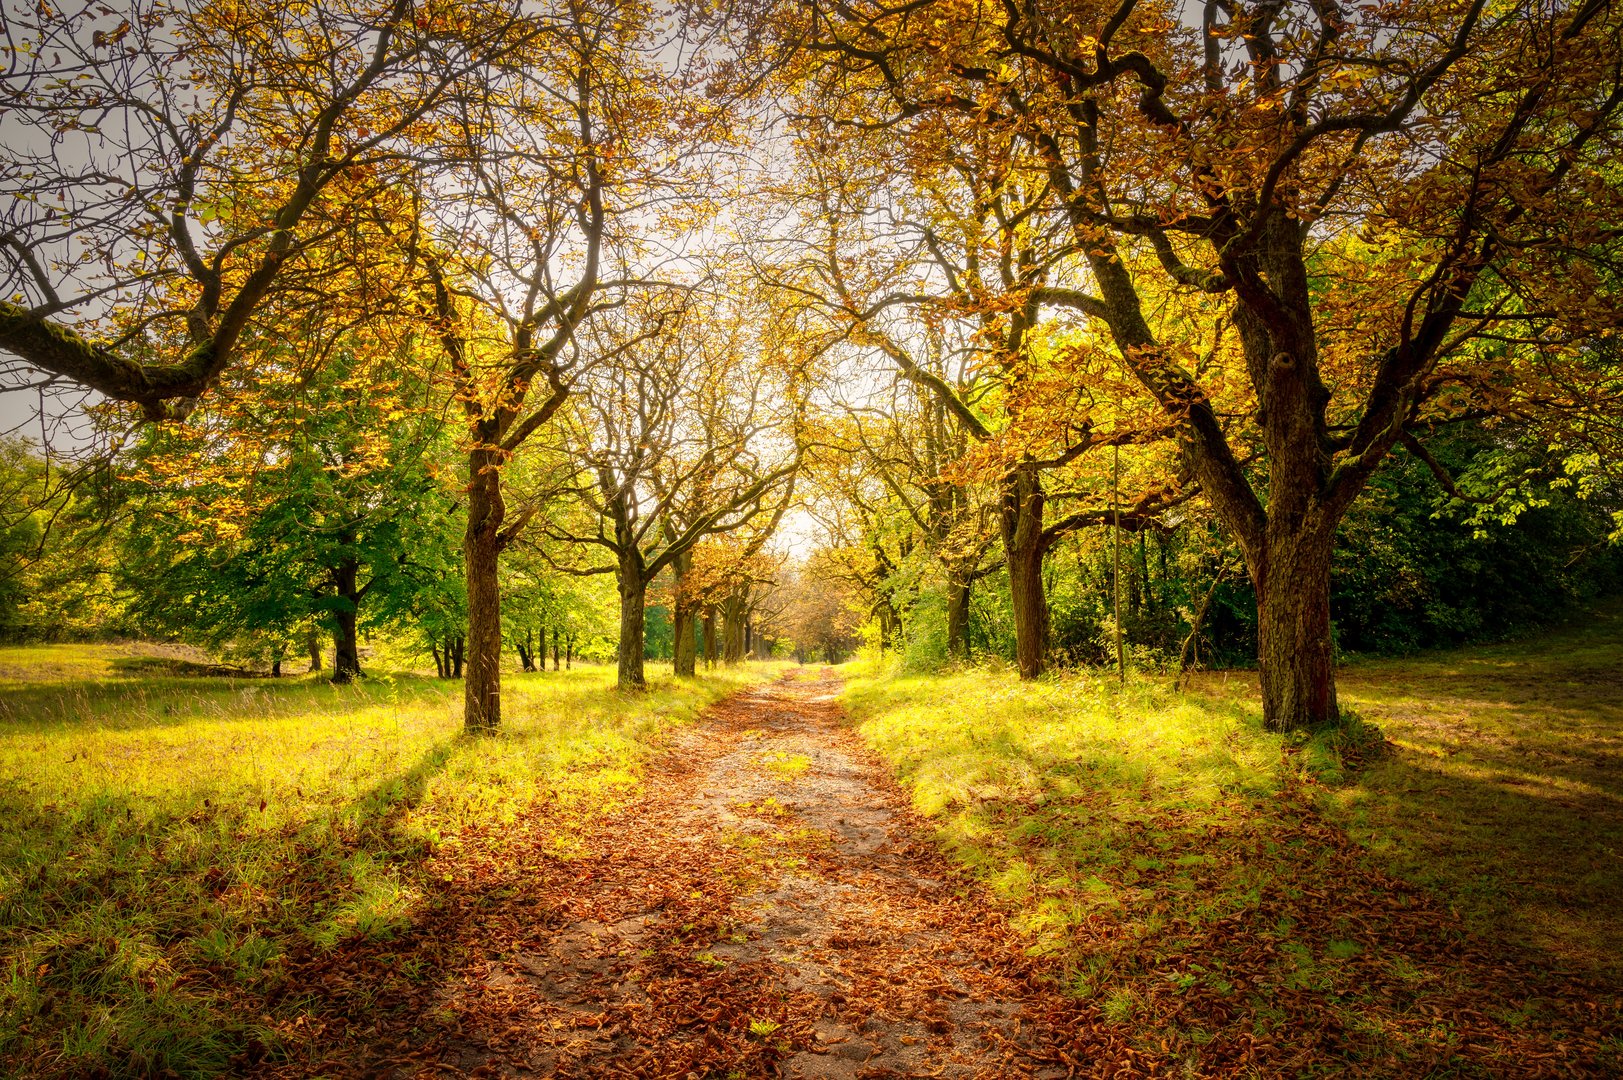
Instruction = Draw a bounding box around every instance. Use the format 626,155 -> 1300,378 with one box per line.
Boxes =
672,550 -> 697,677
673,603 -> 697,676
330,556 -> 363,684
1251,523 -> 1340,731
617,554 -> 649,691
332,610 -> 361,683
701,606 -> 717,669
307,627 -> 323,672
1000,464 -> 1048,679
1233,216 -> 1342,731
463,453 -> 504,731
721,592 -> 746,665
946,576 -> 970,661
271,657 -> 281,678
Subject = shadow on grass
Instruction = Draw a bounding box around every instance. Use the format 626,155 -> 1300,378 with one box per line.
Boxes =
1328,737 -> 1623,983
107,656 -> 270,679
0,729 -> 470,1078
0,673 -> 459,734
0,660 -> 786,1077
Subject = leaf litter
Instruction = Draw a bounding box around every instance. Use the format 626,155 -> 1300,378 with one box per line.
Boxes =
244,672 -> 1619,1078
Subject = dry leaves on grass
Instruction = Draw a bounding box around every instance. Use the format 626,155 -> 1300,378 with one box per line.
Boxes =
244,674 -> 1619,1079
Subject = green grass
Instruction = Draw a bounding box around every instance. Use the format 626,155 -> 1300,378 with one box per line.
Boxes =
0,645 -> 786,1078
841,664 -> 1290,959
840,607 -> 1623,1072
1322,603 -> 1623,976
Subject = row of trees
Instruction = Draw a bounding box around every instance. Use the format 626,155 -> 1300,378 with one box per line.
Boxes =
3,0 -> 1621,730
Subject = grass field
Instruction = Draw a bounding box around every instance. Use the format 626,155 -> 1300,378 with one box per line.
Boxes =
839,601 -> 1623,1073
5,618 -> 1619,1077
0,646 -> 786,1077
1326,608 -> 1623,978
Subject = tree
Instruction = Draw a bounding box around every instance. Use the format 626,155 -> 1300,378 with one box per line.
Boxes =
790,0 -> 1623,727
409,0 -> 723,727
763,110 -> 1189,676
821,386 -> 1001,662
547,296 -> 803,690
118,320 -> 460,680
772,552 -> 863,663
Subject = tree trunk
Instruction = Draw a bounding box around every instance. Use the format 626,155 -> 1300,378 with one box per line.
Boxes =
701,606 -> 717,670
874,598 -> 900,651
672,550 -> 697,677
307,627 -> 323,672
330,556 -> 363,684
673,602 -> 697,676
331,610 -> 361,683
721,592 -> 746,665
516,631 -> 535,673
566,634 -> 574,669
946,576 -> 970,661
432,642 -> 446,678
1230,218 -> 1343,731
617,548 -> 649,691
1000,464 -> 1048,679
271,657 -> 281,678
463,452 -> 504,730
452,635 -> 466,679
1251,523 -> 1339,731
552,626 -> 561,671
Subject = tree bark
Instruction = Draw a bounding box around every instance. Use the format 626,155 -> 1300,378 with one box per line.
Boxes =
1251,522 -> 1339,731
672,550 -> 697,677
552,626 -> 561,671
331,556 -> 363,684
617,550 -> 649,691
307,627 -> 323,672
946,576 -> 971,661
463,451 -> 504,730
1229,214 -> 1342,730
721,592 -> 746,665
452,635 -> 466,679
701,606 -> 717,669
1000,464 -> 1048,679
566,634 -> 574,669
673,603 -> 697,676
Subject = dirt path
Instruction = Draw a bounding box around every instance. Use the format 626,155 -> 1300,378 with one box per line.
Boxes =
401,670 -> 1109,1079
